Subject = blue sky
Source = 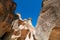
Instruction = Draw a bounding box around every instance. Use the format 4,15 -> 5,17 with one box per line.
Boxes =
13,0 -> 42,27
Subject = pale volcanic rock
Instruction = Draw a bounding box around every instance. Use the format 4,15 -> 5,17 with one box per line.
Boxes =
36,0 -> 60,40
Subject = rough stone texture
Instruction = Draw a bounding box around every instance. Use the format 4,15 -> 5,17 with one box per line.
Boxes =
0,0 -> 18,39
2,19 -> 36,40
1,0 -> 60,40
36,0 -> 60,40
0,0 -> 36,40
49,27 -> 60,40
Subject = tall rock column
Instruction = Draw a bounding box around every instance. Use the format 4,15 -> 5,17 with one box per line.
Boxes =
36,0 -> 60,40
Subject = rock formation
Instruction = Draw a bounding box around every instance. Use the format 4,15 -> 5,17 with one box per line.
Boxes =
2,17 -> 36,40
36,0 -> 60,40
0,0 -> 19,39
0,0 -> 60,40
0,0 -> 36,40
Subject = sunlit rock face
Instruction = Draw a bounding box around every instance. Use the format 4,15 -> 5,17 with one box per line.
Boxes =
49,27 -> 60,40
2,13 -> 36,40
0,0 -> 36,40
10,17 -> 36,40
36,0 -> 60,40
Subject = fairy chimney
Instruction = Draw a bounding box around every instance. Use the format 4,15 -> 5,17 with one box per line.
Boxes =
36,0 -> 60,40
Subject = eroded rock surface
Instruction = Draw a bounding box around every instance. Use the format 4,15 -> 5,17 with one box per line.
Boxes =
0,0 -> 18,39
0,0 -> 36,40
36,0 -> 60,40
